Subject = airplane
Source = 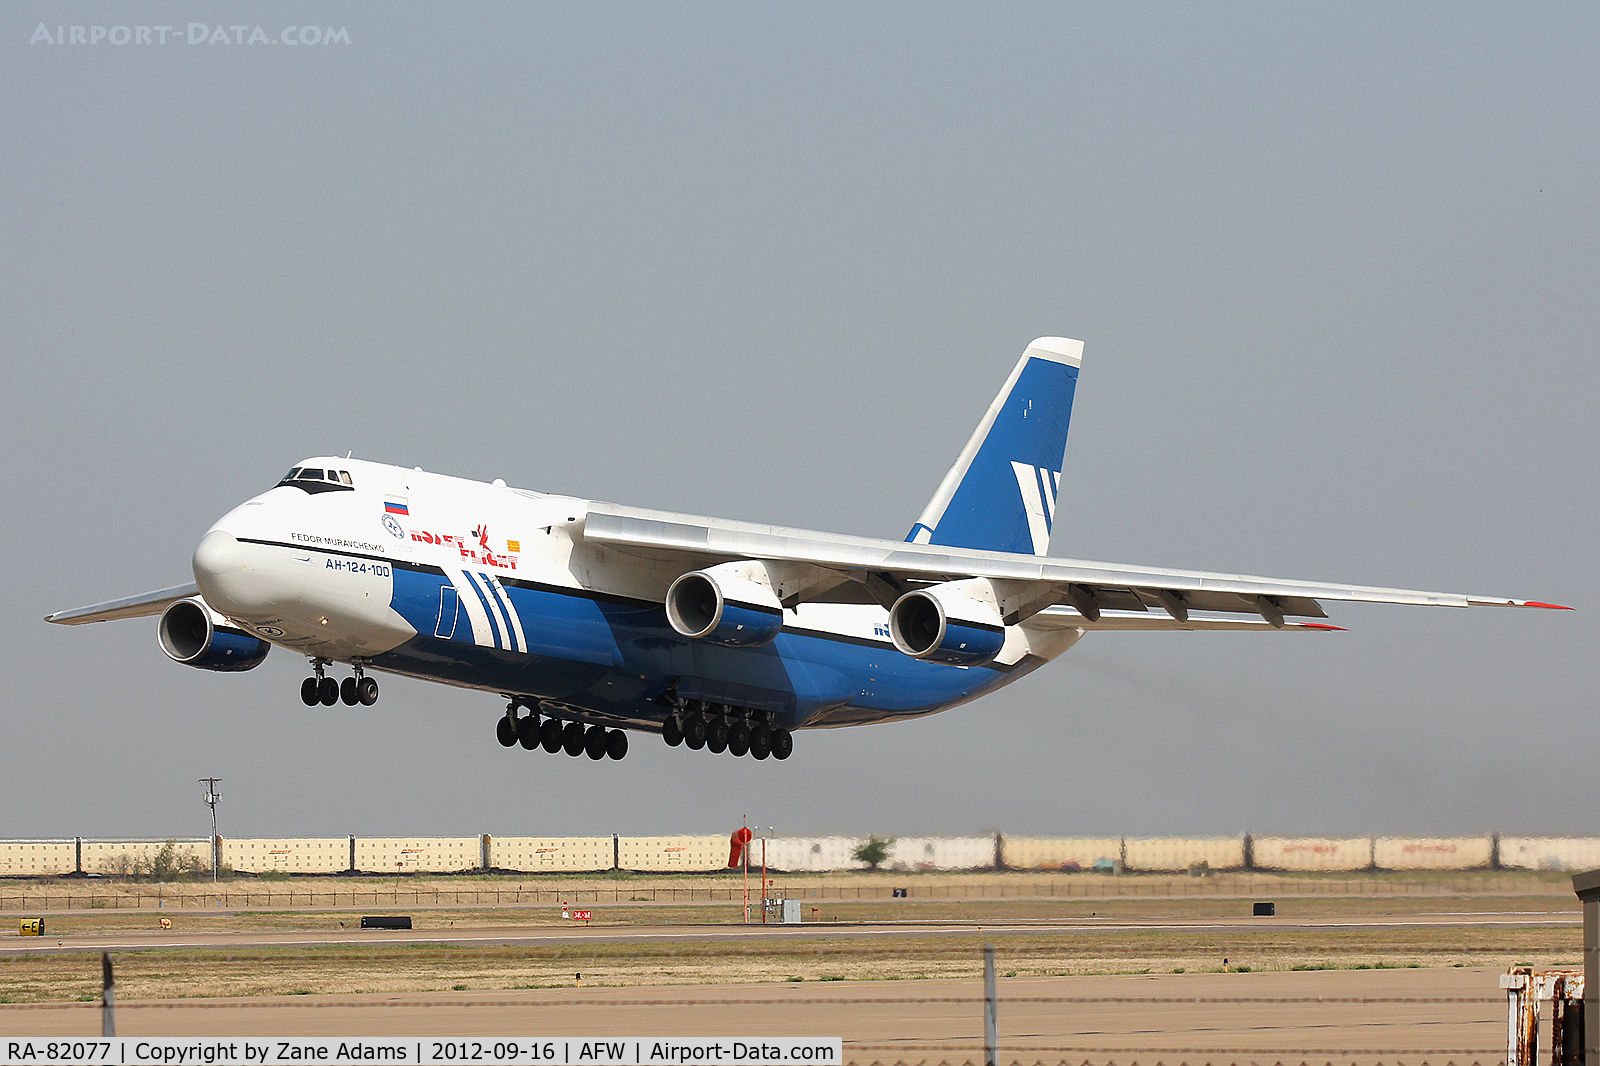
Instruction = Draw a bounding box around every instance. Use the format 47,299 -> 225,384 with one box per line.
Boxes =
46,337 -> 1568,763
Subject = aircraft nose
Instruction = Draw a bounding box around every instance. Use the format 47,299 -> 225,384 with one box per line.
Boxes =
193,529 -> 262,616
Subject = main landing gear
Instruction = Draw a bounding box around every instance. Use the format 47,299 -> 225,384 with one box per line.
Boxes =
498,701 -> 628,761
300,659 -> 378,707
661,699 -> 793,760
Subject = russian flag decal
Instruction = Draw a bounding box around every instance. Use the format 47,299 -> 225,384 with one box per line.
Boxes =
384,498 -> 409,515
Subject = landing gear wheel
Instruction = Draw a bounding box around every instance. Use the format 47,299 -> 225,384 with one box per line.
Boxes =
518,714 -> 542,750
584,725 -> 608,760
497,716 -> 518,747
771,728 -> 793,760
357,677 -> 379,706
562,721 -> 586,757
706,717 -> 729,754
301,678 -> 320,706
606,730 -> 629,760
683,715 -> 707,751
318,677 -> 339,706
662,717 -> 683,747
727,722 -> 750,757
541,718 -> 565,753
340,677 -> 359,706
749,724 -> 772,760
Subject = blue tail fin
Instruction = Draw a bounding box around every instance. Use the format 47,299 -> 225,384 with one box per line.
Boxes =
907,337 -> 1082,556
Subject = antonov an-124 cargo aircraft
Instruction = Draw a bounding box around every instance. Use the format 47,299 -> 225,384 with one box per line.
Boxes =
48,338 -> 1567,763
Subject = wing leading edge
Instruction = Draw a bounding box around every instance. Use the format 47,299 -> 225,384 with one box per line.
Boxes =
46,583 -> 199,625
579,503 -> 1568,627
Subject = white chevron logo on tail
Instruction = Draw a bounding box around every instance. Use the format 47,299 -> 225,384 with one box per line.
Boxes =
1010,461 -> 1060,556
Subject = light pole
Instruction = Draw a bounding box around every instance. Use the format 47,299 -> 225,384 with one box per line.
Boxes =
758,827 -> 774,923
199,778 -> 221,882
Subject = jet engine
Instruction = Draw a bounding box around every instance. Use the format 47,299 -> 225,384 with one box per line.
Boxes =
665,562 -> 784,647
157,598 -> 271,672
888,579 -> 1007,666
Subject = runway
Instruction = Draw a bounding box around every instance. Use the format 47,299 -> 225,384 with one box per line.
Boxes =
0,912 -> 1577,957
0,967 -> 1512,1061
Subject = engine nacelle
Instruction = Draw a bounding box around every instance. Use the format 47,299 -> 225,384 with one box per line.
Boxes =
157,598 -> 270,672
889,579 -> 1007,667
665,562 -> 784,647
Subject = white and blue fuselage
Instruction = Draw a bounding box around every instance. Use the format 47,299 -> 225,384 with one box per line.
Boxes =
192,460 -> 1073,733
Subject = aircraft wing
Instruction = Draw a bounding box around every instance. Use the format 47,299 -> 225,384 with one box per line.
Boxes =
581,503 -> 1567,627
45,583 -> 199,625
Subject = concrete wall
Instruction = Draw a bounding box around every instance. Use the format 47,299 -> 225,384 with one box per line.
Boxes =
1251,837 -> 1372,872
354,837 -> 480,873
1497,837 -> 1600,872
488,836 -> 613,872
222,838 -> 349,874
617,835 -> 726,872
1124,837 -> 1246,872
0,840 -> 76,876
885,837 -> 996,871
82,839 -> 210,874
1000,837 -> 1124,871
1373,836 -> 1493,870
763,837 -> 864,872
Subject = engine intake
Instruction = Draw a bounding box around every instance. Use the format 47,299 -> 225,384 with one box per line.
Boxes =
158,598 -> 271,672
889,582 -> 1007,667
665,564 -> 784,647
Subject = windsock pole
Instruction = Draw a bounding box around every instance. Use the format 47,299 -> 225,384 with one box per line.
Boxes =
742,816 -> 750,924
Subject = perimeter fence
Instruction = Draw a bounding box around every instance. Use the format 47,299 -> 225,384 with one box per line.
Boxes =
0,873 -> 1567,912
0,994 -> 1514,1066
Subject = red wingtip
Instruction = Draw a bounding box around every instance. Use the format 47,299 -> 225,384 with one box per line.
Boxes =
1297,623 -> 1347,631
1524,601 -> 1575,611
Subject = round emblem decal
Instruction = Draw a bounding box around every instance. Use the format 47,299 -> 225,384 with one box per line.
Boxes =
382,514 -> 406,539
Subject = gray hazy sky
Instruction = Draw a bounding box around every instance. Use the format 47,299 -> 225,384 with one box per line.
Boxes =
3,4 -> 1595,842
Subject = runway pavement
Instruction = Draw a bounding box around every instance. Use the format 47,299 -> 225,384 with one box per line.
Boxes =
0,912 -> 1577,956
0,967 -> 1513,1061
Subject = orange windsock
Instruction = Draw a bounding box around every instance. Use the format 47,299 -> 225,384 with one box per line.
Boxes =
728,827 -> 753,867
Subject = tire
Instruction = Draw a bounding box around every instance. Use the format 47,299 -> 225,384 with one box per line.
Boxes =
318,677 -> 339,706
562,721 -> 586,757
727,722 -> 750,757
749,724 -> 772,760
496,717 -> 518,747
683,716 -> 707,751
340,677 -> 359,706
662,717 -> 683,747
541,718 -> 565,753
771,728 -> 793,760
357,677 -> 379,706
519,715 -> 541,750
706,717 -> 729,754
584,725 -> 608,760
300,678 -> 320,706
606,730 -> 629,760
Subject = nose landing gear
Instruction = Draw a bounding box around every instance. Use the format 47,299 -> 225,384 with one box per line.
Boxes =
302,659 -> 379,707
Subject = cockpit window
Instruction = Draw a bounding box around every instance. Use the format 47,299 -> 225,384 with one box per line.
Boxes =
274,466 -> 355,494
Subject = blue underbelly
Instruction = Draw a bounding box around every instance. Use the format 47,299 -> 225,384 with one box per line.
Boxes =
379,565 -> 1021,728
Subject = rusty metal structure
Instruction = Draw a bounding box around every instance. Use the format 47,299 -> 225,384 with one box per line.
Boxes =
1503,966 -> 1585,1066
